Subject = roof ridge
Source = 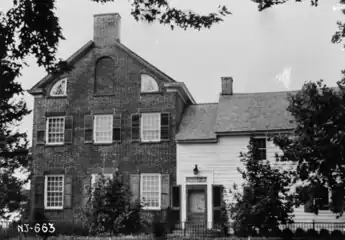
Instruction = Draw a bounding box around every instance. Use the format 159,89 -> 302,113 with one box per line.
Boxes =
192,102 -> 218,105
229,90 -> 299,95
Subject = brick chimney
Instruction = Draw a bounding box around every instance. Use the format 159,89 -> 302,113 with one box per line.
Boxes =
221,77 -> 233,95
93,13 -> 121,47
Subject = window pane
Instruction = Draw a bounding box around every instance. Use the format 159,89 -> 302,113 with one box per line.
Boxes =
46,175 -> 64,208
94,115 -> 113,143
141,114 -> 160,141
141,174 -> 160,208
47,117 -> 65,143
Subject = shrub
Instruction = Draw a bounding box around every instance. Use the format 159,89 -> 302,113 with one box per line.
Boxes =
319,229 -> 330,238
282,228 -> 293,240
330,230 -> 343,240
306,229 -> 318,239
234,227 -> 248,237
266,228 -> 283,237
294,228 -> 307,238
152,219 -> 166,238
84,172 -> 144,236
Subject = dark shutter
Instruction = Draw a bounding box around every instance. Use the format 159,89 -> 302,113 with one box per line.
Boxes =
83,175 -> 92,207
161,113 -> 170,140
36,117 -> 46,145
34,176 -> 45,209
172,185 -> 181,208
161,174 -> 170,209
64,175 -> 72,208
64,116 -> 73,144
213,185 -> 222,224
213,185 -> 222,207
113,113 -> 122,142
84,115 -> 93,143
131,114 -> 140,142
129,174 -> 140,205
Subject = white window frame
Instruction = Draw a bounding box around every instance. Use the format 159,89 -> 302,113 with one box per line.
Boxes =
50,78 -> 67,97
46,116 -> 65,145
93,115 -> 113,144
140,173 -> 161,210
140,74 -> 159,93
44,175 -> 64,210
140,113 -> 161,142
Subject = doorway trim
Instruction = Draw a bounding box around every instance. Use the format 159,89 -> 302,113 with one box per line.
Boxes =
186,184 -> 207,224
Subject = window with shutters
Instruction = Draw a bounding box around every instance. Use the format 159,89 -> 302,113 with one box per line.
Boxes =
141,113 -> 160,142
94,115 -> 113,143
141,74 -> 159,93
46,117 -> 65,145
50,78 -> 67,97
253,138 -> 266,160
140,173 -> 161,210
44,175 -> 64,210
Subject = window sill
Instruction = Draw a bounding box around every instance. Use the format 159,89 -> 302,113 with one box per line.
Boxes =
138,140 -> 169,144
142,207 -> 161,211
44,207 -> 64,211
45,143 -> 65,147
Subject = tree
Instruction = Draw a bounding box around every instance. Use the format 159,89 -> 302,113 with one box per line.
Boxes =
0,56 -> 31,219
229,136 -> 295,237
273,78 -> 345,217
82,172 -> 143,236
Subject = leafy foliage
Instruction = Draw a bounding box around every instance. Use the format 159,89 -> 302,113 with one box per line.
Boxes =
229,136 -> 295,236
273,79 -> 345,216
82,172 -> 144,236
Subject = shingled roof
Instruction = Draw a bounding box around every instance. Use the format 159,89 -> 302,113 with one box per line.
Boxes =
176,103 -> 218,142
176,90 -> 298,142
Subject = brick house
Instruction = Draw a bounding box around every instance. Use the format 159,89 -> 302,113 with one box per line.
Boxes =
28,13 -> 195,222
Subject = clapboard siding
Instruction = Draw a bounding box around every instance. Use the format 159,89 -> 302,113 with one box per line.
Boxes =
177,135 -> 345,223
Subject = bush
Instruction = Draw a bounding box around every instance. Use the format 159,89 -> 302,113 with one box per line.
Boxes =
294,228 -> 307,238
282,228 -> 293,240
306,229 -> 318,239
319,229 -> 330,238
152,220 -> 166,238
234,227 -> 248,237
330,230 -> 343,240
266,228 -> 282,237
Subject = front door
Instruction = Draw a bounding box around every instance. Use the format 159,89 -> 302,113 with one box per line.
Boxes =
188,189 -> 206,213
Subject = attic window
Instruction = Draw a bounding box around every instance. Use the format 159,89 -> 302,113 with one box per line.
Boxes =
141,74 -> 159,93
50,78 -> 67,97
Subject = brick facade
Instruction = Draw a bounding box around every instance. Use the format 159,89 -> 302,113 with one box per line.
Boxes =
28,13 -> 194,221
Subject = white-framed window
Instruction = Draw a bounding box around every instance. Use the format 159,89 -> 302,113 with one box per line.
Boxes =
50,78 -> 67,97
44,175 -> 64,210
46,117 -> 65,145
94,115 -> 113,143
141,113 -> 161,142
140,173 -> 161,210
141,74 -> 159,93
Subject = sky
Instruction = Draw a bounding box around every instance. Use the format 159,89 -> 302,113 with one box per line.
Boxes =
1,0 -> 344,147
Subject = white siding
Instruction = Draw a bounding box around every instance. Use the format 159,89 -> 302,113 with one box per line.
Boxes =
177,136 -> 345,225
